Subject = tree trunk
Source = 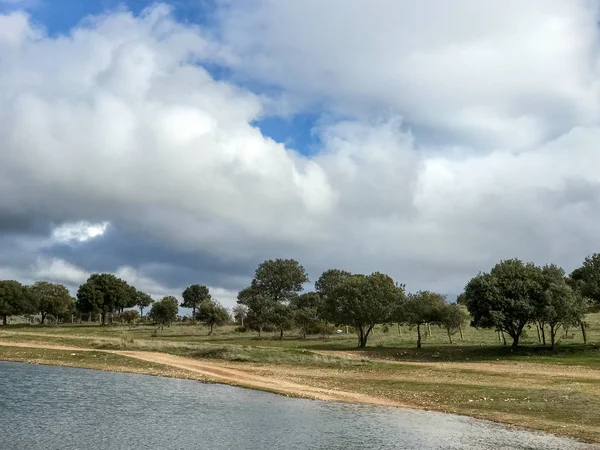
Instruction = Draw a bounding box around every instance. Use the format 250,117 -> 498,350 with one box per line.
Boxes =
101,312 -> 106,325
2,315 -> 7,326
536,323 -> 541,343
550,324 -> 556,350
208,323 -> 214,335
540,325 -> 546,346
41,312 -> 46,324
581,322 -> 587,345
501,330 -> 507,346
258,325 -> 262,338
447,329 -> 453,344
511,333 -> 520,348
279,327 -> 284,340
497,329 -> 502,343
459,325 -> 463,341
192,306 -> 196,318
397,323 -> 401,335
417,324 -> 422,349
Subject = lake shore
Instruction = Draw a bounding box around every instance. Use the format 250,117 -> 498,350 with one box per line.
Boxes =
1,338 -> 599,445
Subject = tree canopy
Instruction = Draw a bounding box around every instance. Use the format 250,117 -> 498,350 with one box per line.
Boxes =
148,296 -> 179,329
195,299 -> 230,334
323,272 -> 404,347
251,259 -> 309,302
76,274 -> 133,324
30,281 -> 73,324
464,259 -> 542,347
0,280 -> 34,326
400,290 -> 446,348
181,284 -> 211,317
134,290 -> 154,317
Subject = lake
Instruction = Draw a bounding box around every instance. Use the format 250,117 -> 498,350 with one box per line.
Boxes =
0,361 -> 595,449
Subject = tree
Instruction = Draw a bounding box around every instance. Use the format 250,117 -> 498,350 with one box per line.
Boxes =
148,296 -> 179,330
181,284 -> 211,317
269,302 -> 294,339
232,304 -> 248,326
292,292 -> 323,338
134,290 -> 154,317
315,269 -> 352,297
237,286 -> 273,337
122,309 -> 140,325
76,274 -> 133,325
570,253 -> 600,305
324,272 -> 403,348
541,282 -> 587,349
401,291 -> 446,348
464,259 -> 541,348
195,299 -> 230,335
0,280 -> 34,326
533,264 -> 567,345
30,281 -> 73,324
251,259 -> 309,302
439,303 -> 470,343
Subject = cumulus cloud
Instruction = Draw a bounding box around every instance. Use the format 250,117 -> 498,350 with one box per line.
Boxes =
216,0 -> 600,149
1,2 -> 600,306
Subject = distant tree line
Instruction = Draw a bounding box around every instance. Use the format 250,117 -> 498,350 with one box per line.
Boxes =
2,253 -> 600,349
235,255 -> 600,348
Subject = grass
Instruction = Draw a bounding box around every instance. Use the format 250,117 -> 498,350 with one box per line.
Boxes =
1,314 -> 600,443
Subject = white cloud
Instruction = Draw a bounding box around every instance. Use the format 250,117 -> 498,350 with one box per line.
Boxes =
216,0 -> 600,149
33,257 -> 90,286
1,3 -> 600,302
51,221 -> 110,244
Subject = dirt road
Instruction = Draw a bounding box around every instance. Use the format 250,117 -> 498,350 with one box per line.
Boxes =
0,341 -> 406,407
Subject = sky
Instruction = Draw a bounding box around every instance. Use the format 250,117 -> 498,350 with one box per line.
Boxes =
1,0 -> 600,309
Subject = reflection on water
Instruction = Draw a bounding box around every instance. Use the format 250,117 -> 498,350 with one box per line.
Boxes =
0,361 -> 595,450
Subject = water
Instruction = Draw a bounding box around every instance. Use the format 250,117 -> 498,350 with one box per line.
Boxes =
0,361 -> 595,450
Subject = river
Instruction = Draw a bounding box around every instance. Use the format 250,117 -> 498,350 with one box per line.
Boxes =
0,361 -> 595,449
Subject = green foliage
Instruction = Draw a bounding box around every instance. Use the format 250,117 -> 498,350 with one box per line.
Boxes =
75,274 -> 133,324
181,284 -> 211,316
195,299 -> 230,334
315,269 -> 352,297
251,258 -> 309,302
400,290 -> 447,348
148,296 -> 179,330
439,303 -> 469,343
292,292 -> 323,338
269,302 -> 294,339
30,281 -> 73,324
541,282 -> 587,348
464,259 -> 542,347
134,291 -> 154,317
324,272 -> 404,348
237,286 -> 273,336
121,309 -> 140,325
571,253 -> 600,305
0,280 -> 35,325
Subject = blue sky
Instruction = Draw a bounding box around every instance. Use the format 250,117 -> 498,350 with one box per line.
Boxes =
1,0 -> 600,307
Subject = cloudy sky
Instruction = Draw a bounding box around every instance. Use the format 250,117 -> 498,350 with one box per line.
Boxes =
1,0 -> 600,309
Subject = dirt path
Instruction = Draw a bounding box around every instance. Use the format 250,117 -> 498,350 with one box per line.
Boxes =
0,341 -> 406,407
